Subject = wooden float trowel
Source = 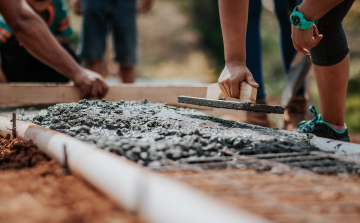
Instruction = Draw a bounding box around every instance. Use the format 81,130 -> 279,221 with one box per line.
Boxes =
178,82 -> 284,114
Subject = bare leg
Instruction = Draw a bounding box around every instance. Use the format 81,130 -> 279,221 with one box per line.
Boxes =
120,65 -> 136,83
313,54 -> 349,126
86,60 -> 104,76
0,68 -> 8,82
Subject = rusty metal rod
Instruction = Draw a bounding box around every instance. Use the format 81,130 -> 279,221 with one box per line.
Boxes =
11,113 -> 16,138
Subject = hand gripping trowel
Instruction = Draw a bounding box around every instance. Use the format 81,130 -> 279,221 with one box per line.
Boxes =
178,82 -> 284,114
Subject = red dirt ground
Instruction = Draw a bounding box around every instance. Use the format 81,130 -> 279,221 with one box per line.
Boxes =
0,134 -> 143,223
161,168 -> 360,223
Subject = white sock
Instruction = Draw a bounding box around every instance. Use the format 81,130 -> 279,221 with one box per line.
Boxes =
329,123 -> 346,132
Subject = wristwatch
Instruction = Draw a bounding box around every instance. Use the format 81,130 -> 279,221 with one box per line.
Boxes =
290,6 -> 318,29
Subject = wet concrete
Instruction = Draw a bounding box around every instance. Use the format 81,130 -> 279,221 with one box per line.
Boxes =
30,99 -> 317,167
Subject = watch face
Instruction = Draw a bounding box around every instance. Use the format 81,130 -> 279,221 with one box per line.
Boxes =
291,15 -> 301,26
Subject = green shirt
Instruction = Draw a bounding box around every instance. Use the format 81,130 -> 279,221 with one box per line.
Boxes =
0,0 -> 73,46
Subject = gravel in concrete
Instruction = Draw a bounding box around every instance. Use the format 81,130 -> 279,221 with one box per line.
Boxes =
31,99 -> 316,167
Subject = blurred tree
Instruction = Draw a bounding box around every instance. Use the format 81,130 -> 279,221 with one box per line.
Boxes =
346,72 -> 360,132
183,0 -> 225,72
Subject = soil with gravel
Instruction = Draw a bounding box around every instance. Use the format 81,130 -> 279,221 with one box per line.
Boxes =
0,134 -> 143,223
31,99 -> 320,168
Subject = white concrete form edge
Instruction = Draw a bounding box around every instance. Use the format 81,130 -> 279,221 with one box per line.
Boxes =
0,116 -> 269,223
311,137 -> 360,162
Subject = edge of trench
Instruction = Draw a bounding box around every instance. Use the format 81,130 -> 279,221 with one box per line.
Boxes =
0,116 -> 269,223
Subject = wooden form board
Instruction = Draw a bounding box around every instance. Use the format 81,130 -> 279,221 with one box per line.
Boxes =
0,83 -> 209,109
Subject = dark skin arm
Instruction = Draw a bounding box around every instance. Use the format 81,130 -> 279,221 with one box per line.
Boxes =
0,0 -> 108,98
291,0 -> 345,54
217,0 -> 258,99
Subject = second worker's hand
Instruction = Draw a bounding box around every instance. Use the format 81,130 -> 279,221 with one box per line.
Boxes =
218,61 -> 258,99
73,68 -> 109,99
291,24 -> 323,55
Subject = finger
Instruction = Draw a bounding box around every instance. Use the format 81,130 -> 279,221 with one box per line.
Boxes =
102,82 -> 109,96
220,81 -> 230,97
230,82 -> 240,99
97,81 -> 104,98
314,34 -> 323,45
91,83 -> 98,98
313,24 -> 320,38
218,82 -> 228,97
225,81 -> 232,97
293,42 -> 310,55
222,81 -> 232,97
98,80 -> 108,98
308,34 -> 323,49
81,85 -> 91,99
245,73 -> 259,88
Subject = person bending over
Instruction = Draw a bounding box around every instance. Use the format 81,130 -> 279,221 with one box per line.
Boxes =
0,0 -> 79,83
290,0 -> 354,141
217,1 -> 259,107
72,0 -> 154,83
243,0 -> 307,129
0,0 -> 107,98
218,0 -> 353,141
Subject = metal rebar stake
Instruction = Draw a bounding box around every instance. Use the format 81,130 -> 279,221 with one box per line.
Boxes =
11,113 -> 16,138
63,145 -> 70,174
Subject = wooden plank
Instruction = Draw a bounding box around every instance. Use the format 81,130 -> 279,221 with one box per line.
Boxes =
0,83 -> 210,109
311,137 -> 360,162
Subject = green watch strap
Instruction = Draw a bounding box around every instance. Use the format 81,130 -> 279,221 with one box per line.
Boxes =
290,6 -> 319,30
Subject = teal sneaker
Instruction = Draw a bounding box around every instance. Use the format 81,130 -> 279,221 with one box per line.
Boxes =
297,105 -> 350,142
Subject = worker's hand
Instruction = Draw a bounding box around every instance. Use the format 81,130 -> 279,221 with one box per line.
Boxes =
73,68 -> 109,99
218,61 -> 258,99
71,0 -> 82,15
291,24 -> 323,55
137,0 -> 154,13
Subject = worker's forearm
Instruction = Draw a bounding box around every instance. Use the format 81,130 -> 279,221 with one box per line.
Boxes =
298,0 -> 345,21
219,0 -> 249,63
0,1 -> 80,80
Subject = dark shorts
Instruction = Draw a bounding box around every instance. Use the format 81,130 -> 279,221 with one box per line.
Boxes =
78,0 -> 137,66
309,0 -> 355,66
1,37 -> 79,82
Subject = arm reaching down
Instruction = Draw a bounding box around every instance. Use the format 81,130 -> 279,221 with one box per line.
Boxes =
0,0 -> 108,98
218,0 -> 258,99
291,0 -> 346,54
